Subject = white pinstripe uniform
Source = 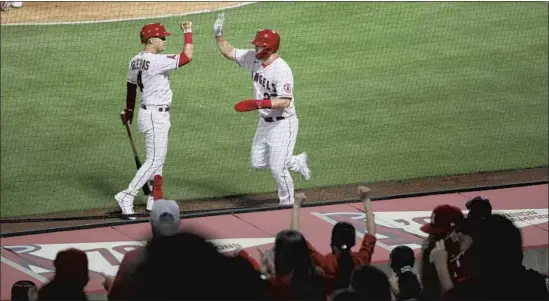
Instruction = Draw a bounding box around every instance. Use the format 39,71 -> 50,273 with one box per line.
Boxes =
115,51 -> 181,217
233,48 -> 310,205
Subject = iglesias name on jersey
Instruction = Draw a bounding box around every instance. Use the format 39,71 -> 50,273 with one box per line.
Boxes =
126,51 -> 180,107
233,48 -> 296,119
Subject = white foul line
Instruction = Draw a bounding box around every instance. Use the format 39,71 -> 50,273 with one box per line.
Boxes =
1,2 -> 257,26
0,255 -> 49,283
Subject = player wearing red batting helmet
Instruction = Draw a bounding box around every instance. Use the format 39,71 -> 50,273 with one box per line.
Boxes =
115,20 -> 194,219
213,13 -> 310,206
250,29 -> 281,60
140,23 -> 172,44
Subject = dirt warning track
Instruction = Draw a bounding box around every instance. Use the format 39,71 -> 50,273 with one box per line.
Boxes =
0,1 -> 253,25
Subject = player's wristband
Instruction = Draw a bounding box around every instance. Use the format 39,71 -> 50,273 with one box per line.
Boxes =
184,33 -> 193,44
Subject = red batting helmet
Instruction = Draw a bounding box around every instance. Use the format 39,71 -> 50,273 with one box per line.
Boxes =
140,23 -> 171,43
250,29 -> 280,59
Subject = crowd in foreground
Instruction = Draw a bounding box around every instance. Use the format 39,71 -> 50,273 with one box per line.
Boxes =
10,186 -> 549,301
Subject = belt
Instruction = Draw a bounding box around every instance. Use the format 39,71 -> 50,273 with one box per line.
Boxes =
264,116 -> 285,122
141,104 -> 170,112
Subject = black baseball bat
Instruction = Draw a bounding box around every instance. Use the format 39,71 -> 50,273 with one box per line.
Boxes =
123,121 -> 151,195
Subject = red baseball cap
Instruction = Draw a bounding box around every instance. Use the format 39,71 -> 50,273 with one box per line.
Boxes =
420,204 -> 465,234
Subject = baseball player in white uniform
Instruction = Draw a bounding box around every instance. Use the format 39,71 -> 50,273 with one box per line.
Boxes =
116,21 -> 193,220
213,13 -> 310,205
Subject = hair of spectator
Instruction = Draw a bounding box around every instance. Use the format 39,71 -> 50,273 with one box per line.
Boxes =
350,265 -> 392,301
53,248 -> 89,288
390,245 -> 415,275
274,229 -> 325,299
330,222 -> 357,290
389,246 -> 422,300
331,289 -> 363,301
11,280 -> 37,301
131,231 -> 231,300
225,255 -> 271,300
466,214 -> 524,277
396,272 -> 422,300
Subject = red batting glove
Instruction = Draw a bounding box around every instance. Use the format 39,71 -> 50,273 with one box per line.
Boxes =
120,108 -> 133,124
234,99 -> 272,112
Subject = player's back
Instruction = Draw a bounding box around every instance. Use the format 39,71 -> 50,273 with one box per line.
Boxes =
127,51 -> 178,106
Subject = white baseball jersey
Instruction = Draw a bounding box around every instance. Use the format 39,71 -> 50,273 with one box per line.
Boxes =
126,51 -> 180,106
233,48 -> 295,119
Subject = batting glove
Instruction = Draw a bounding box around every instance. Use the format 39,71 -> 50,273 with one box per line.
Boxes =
234,99 -> 272,112
214,13 -> 224,37
120,108 -> 133,125
181,21 -> 192,34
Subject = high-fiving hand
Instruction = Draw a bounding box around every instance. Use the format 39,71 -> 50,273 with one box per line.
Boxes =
214,13 -> 224,37
181,21 -> 192,33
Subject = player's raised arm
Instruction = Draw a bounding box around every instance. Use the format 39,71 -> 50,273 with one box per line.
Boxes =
213,13 -> 235,61
178,21 -> 193,66
358,186 -> 376,236
290,192 -> 307,230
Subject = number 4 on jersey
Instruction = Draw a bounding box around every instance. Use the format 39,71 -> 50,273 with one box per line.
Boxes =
137,71 -> 144,92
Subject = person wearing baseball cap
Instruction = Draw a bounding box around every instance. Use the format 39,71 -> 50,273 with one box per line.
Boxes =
106,199 -> 181,300
465,196 -> 492,221
420,204 -> 465,235
420,204 -> 471,299
149,199 -> 181,237
460,196 -> 493,238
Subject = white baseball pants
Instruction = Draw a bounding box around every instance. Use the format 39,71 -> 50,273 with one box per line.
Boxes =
251,115 -> 302,205
117,106 -> 171,204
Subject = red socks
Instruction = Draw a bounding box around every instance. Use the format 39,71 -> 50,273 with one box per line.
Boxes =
152,175 -> 164,200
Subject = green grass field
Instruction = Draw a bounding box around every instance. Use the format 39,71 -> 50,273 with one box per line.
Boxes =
1,2 -> 547,217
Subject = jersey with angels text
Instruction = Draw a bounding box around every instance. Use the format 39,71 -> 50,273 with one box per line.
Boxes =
127,51 -> 180,106
233,48 -> 295,119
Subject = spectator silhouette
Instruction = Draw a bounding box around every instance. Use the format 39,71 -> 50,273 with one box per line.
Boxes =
389,246 -> 422,301
11,280 -> 38,301
443,214 -> 549,300
107,199 -> 182,300
37,248 -> 89,300
419,204 -> 469,300
130,229 -> 268,300
290,187 -> 377,292
462,196 -> 493,237
331,265 -> 392,301
240,229 -> 326,300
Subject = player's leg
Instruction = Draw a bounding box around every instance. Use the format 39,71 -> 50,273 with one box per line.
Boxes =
268,117 -> 310,180
284,118 -> 310,181
146,168 -> 163,211
251,119 -> 269,169
267,117 -> 299,205
116,110 -> 171,218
